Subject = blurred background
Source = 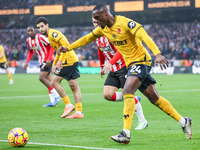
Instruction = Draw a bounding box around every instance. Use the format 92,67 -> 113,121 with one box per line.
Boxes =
0,0 -> 200,74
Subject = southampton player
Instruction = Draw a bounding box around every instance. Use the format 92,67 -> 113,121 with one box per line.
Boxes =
93,18 -> 148,130
0,45 -> 14,84
35,17 -> 83,119
57,4 -> 192,143
24,26 -> 60,107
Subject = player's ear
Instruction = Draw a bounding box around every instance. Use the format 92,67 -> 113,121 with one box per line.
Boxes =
46,23 -> 49,27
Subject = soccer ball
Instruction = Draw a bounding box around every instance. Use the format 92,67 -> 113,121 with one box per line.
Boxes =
8,128 -> 29,147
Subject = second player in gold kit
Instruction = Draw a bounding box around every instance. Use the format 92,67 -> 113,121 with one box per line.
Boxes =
35,17 -> 84,119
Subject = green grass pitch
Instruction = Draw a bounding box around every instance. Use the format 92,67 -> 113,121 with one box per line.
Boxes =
0,73 -> 199,150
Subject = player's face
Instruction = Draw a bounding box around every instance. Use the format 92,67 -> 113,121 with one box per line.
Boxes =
36,22 -> 48,36
92,10 -> 108,29
92,18 -> 99,28
27,27 -> 35,38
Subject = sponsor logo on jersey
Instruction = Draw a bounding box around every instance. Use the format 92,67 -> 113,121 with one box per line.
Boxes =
99,46 -> 112,52
128,21 -> 136,29
52,32 -> 58,38
111,39 -> 127,46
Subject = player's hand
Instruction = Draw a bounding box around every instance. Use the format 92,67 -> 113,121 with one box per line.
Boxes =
57,46 -> 68,56
46,59 -> 51,68
155,53 -> 169,70
56,60 -> 63,71
103,63 -> 112,74
100,67 -> 106,78
23,63 -> 28,70
52,66 -> 56,73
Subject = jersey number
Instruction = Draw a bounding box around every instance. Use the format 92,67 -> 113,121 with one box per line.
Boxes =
130,65 -> 141,74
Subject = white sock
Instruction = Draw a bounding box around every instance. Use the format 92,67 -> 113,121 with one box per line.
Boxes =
76,111 -> 82,115
179,117 -> 186,127
123,129 -> 130,138
49,94 -> 54,103
115,92 -> 123,101
50,88 -> 60,97
135,102 -> 147,122
65,103 -> 73,107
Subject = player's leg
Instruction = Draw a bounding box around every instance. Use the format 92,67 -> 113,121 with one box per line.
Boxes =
40,62 -> 60,107
1,62 -> 14,84
111,64 -> 147,144
105,68 -> 148,130
5,68 -> 14,84
64,62 -> 83,119
51,74 -> 75,117
142,83 -> 192,139
104,68 -> 124,102
65,78 -> 84,119
46,72 -> 60,106
111,76 -> 141,144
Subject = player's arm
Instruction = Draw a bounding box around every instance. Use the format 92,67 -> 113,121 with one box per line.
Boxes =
98,48 -> 106,78
52,53 -> 59,73
135,27 -> 169,70
24,50 -> 34,70
46,44 -> 55,67
57,31 -> 101,55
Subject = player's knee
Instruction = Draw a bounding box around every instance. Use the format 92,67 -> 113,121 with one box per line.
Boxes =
103,93 -> 112,101
39,77 -> 45,83
148,97 -> 159,104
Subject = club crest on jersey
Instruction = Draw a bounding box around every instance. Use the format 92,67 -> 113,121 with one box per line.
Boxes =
112,34 -> 117,39
128,21 -> 136,29
52,32 -> 58,38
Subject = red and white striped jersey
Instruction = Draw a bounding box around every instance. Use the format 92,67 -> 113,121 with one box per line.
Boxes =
26,33 -> 54,65
95,36 -> 126,72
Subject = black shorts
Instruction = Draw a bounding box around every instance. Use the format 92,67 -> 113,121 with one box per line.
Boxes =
127,64 -> 156,92
54,62 -> 80,81
104,66 -> 127,89
0,62 -> 8,69
40,61 -> 53,72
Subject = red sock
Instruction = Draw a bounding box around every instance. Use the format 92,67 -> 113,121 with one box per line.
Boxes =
134,97 -> 138,104
48,86 -> 54,94
111,93 -> 116,101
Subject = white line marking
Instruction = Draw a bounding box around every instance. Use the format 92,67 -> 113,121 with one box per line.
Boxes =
0,140 -> 126,150
0,89 -> 199,99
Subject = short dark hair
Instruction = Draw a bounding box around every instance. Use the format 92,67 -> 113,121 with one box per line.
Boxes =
35,17 -> 48,25
93,4 -> 107,12
27,25 -> 34,29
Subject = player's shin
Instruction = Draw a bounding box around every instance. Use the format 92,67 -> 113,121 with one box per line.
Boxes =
123,93 -> 135,137
134,97 -> 147,122
154,96 -> 181,122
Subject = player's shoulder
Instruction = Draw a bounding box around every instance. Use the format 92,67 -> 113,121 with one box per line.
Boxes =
117,15 -> 141,29
48,28 -> 63,38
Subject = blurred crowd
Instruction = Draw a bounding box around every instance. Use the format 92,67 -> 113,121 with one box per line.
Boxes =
0,21 -> 200,67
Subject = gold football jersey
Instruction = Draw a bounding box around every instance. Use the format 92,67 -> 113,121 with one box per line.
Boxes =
92,15 -> 160,67
48,28 -> 78,66
0,45 -> 7,63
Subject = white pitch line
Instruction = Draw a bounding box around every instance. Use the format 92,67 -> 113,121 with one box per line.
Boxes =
0,89 -> 199,99
0,140 -> 126,150
0,93 -> 102,99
